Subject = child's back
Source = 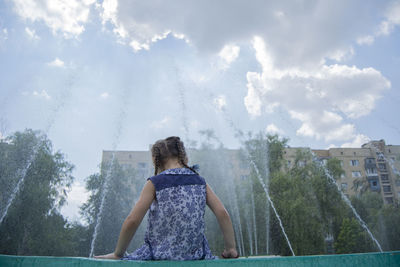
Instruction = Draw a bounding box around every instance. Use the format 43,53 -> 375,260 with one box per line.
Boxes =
94,136 -> 238,261
123,168 -> 215,260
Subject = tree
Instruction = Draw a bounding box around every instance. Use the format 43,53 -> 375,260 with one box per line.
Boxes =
0,129 -> 75,255
81,160 -> 144,256
335,218 -> 374,254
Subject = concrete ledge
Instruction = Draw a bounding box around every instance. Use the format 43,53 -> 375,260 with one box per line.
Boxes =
0,251 -> 399,267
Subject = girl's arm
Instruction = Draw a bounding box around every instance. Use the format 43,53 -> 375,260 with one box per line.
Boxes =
94,180 -> 155,259
206,183 -> 238,258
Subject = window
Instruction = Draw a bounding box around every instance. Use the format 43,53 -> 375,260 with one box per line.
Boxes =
365,158 -> 375,164
381,174 -> 389,181
239,161 -> 249,169
137,162 -> 147,169
352,171 -> 362,178
385,197 -> 393,204
297,161 -> 306,167
350,160 -> 359,166
339,160 -> 343,167
378,163 -> 387,171
121,164 -> 131,170
370,179 -> 380,191
353,152 -> 356,156
341,183 -> 348,191
383,185 -> 391,193
129,154 -> 132,159
377,153 -> 385,161
340,151 -> 344,155
366,168 -> 377,175
240,175 -> 249,181
396,180 -> 400,187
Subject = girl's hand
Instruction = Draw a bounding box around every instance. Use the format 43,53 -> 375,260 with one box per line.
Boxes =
94,252 -> 120,260
221,248 -> 239,258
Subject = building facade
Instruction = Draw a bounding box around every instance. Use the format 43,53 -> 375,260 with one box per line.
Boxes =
284,140 -> 400,204
102,140 -> 400,204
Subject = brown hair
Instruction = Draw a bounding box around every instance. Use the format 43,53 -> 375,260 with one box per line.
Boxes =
151,136 -> 198,175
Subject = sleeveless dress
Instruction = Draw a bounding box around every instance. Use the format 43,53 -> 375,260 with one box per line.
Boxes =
122,168 -> 216,260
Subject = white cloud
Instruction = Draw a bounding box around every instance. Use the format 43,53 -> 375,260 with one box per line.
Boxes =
341,134 -> 371,148
150,116 -> 170,129
33,90 -> 51,100
100,92 -> 109,99
12,0 -> 96,38
218,44 -> 240,69
378,2 -> 400,36
25,27 -> 40,40
245,37 -> 390,143
357,1 -> 400,46
0,28 -> 8,43
357,35 -> 374,46
266,124 -> 284,135
98,1 -> 391,67
213,95 -> 227,110
47,57 -> 65,67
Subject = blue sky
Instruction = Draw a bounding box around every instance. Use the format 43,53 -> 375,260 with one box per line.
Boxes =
1,0 -> 399,221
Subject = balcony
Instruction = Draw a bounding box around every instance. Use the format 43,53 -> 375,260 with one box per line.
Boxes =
369,179 -> 380,192
365,167 -> 378,178
364,158 -> 376,169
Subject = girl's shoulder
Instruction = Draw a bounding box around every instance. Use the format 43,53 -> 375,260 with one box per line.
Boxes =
147,168 -> 206,191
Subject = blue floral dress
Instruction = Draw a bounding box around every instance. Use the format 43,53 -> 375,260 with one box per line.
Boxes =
122,168 -> 216,260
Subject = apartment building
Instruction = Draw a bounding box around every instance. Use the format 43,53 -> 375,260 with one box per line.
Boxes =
102,140 -> 400,204
283,140 -> 400,204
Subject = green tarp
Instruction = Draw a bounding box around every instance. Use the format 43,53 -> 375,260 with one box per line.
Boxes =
1,251 -> 399,267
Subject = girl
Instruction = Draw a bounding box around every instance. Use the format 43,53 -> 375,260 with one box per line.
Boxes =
95,136 -> 238,260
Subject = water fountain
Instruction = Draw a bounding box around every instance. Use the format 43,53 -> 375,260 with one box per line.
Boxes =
215,105 -> 295,256
0,71 -> 75,226
250,181 -> 258,255
311,152 -> 383,252
89,87 -> 131,257
248,158 -> 296,256
239,185 -> 253,255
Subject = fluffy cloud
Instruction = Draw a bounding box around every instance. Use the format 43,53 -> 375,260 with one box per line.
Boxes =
98,1 -> 392,66
266,124 -> 284,135
0,28 -> 8,43
218,44 -> 240,69
378,1 -> 400,36
341,134 -> 371,148
25,27 -> 40,40
213,95 -> 227,110
150,116 -> 171,129
33,90 -> 51,100
47,57 -> 65,67
357,1 -> 400,46
13,0 -> 96,38
245,37 -> 390,142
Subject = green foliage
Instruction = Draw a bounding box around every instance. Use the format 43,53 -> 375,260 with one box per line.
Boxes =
2,129 -> 400,257
335,218 -> 374,254
0,129 -> 76,255
80,160 -> 145,256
